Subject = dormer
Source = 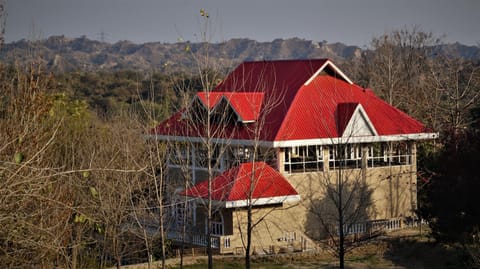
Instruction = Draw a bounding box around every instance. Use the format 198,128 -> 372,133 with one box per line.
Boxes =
189,92 -> 265,125
337,103 -> 378,137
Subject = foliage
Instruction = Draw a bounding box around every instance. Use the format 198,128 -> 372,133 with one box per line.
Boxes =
0,63 -> 82,267
418,106 -> 480,244
54,69 -> 212,127
0,62 -> 170,268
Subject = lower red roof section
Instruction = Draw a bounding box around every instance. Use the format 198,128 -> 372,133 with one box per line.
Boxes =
182,162 -> 298,203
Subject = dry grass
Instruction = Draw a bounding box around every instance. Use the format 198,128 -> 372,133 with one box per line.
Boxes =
121,227 -> 470,269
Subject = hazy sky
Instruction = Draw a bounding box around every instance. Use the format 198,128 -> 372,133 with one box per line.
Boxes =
4,0 -> 480,46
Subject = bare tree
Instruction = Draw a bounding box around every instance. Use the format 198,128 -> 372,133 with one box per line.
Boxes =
228,73 -> 287,269
301,74 -> 421,268
426,57 -> 480,146
305,144 -> 373,269
0,63 -> 96,268
173,10 -> 233,269
302,103 -> 375,269
363,26 -> 440,110
0,61 -> 166,268
364,27 -> 480,146
140,91 -> 172,269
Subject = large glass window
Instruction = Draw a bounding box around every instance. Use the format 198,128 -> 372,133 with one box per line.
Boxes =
367,142 -> 411,167
222,146 -> 253,169
210,212 -> 224,236
171,198 -> 193,227
329,144 -> 362,169
223,146 -> 276,170
284,145 -> 323,173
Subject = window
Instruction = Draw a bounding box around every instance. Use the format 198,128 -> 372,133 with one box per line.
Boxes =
329,144 -> 362,169
233,146 -> 252,162
222,146 -> 253,169
211,101 -> 237,125
211,221 -> 223,236
223,146 -> 276,170
171,197 -> 193,227
367,142 -> 412,167
210,212 -> 224,236
284,145 -> 323,173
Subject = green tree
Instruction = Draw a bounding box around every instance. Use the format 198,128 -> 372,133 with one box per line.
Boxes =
419,107 -> 480,244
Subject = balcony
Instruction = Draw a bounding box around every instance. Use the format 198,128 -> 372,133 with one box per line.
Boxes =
167,230 -> 233,254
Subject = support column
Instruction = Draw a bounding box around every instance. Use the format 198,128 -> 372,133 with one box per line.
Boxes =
277,148 -> 285,174
409,142 -> 417,213
361,145 -> 368,182
191,144 -> 197,184
323,146 -> 330,172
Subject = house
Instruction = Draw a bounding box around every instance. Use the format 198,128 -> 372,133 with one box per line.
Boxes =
151,59 -> 437,254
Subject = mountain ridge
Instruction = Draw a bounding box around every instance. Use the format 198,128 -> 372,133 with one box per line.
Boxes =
1,35 -> 479,73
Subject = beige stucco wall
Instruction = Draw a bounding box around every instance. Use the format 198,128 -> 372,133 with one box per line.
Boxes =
216,164 -> 417,253
223,203 -> 312,254
288,165 -> 416,218
166,143 -> 418,253
285,164 -> 415,238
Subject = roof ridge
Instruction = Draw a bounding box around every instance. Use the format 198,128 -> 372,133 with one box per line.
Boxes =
242,58 -> 331,64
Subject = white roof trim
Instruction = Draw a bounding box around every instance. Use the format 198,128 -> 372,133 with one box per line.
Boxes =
146,132 -> 438,148
224,195 -> 301,208
342,104 -> 379,137
304,60 -> 353,86
146,134 -> 273,147
188,195 -> 301,209
271,133 -> 438,147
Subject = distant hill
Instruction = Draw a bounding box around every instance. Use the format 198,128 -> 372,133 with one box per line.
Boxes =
0,36 -> 361,73
1,35 -> 479,73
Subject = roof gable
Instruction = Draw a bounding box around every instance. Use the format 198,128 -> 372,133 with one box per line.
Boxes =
304,59 -> 353,85
338,103 -> 378,137
221,92 -> 264,123
195,92 -> 223,109
182,162 -> 299,207
194,92 -> 265,123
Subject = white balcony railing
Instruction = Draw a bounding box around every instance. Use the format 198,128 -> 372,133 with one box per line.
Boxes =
339,218 -> 403,236
167,230 -> 231,250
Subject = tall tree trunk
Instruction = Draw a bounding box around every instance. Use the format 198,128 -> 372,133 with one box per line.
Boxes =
71,224 -> 81,269
245,205 -> 252,269
338,167 -> 345,269
207,140 -> 213,269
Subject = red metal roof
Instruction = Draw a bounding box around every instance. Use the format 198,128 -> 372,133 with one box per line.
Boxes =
196,92 -> 223,109
152,59 -> 433,143
196,92 -> 265,122
275,75 -> 427,140
181,162 -> 298,202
